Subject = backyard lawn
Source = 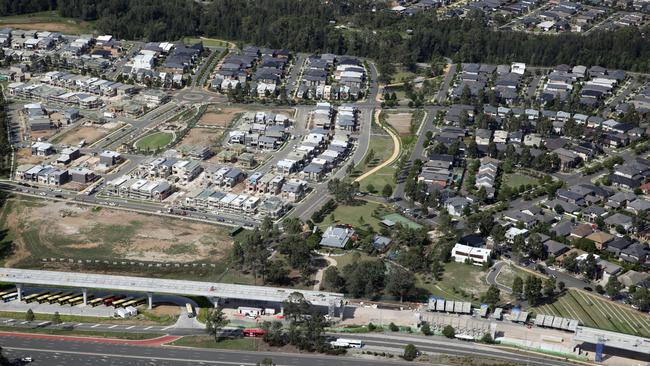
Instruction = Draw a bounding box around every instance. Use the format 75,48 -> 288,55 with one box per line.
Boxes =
135,132 -> 174,151
532,290 -> 650,338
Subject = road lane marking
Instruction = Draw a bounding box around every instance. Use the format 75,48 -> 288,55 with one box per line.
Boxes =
4,347 -> 261,365
91,324 -> 100,328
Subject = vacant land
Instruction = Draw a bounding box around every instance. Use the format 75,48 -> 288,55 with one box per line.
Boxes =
0,11 -> 95,34
385,112 -> 413,135
183,37 -> 233,49
503,173 -> 538,189
135,131 -> 174,151
0,196 -> 234,267
15,147 -> 44,165
495,263 -> 542,291
533,290 -> 650,338
317,200 -> 388,232
178,128 -> 224,148
53,123 -> 119,145
198,108 -> 244,127
418,262 -> 490,303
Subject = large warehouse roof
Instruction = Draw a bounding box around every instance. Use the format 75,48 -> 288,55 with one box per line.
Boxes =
0,268 -> 343,306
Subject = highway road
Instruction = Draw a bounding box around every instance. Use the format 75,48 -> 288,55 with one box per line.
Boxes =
0,336 -> 425,366
0,330 -> 581,366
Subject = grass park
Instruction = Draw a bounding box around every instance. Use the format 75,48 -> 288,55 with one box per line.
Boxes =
0,11 -> 95,34
317,200 -> 387,231
135,131 -> 174,151
354,134 -> 396,192
502,173 -> 538,189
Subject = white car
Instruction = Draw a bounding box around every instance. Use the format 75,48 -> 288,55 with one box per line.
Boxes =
20,357 -> 33,362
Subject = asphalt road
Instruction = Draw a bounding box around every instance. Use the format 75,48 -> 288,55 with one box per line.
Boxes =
0,336 -> 423,366
485,261 -> 512,293
434,63 -> 456,104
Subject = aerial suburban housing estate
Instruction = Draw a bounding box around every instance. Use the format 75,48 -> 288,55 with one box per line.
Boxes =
0,1 -> 649,365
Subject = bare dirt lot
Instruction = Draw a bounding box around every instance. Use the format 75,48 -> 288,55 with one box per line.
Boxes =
178,128 -> 224,148
1,197 -> 234,267
197,108 -> 245,127
55,123 -> 118,145
0,22 -> 85,34
15,148 -> 44,165
385,112 -> 413,135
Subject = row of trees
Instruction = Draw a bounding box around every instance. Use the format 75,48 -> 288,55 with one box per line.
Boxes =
8,1 -> 649,72
322,260 -> 418,301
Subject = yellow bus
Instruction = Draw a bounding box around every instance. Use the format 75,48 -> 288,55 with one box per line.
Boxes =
67,295 -> 86,306
88,296 -> 106,307
23,292 -> 47,303
186,303 -> 195,318
57,293 -> 77,304
121,297 -> 146,308
36,292 -> 56,303
0,288 -> 16,297
47,292 -> 72,303
111,297 -> 133,308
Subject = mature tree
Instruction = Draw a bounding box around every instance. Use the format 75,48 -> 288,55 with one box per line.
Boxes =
282,292 -> 310,323
580,253 -> 598,280
342,260 -> 385,298
481,285 -> 501,309
442,325 -> 455,338
26,309 -> 34,322
528,234 -> 547,260
386,267 -> 416,302
420,322 -> 432,336
431,259 -> 443,281
205,308 -> 229,342
543,277 -> 556,297
265,260 -> 290,285
524,275 -> 543,306
512,276 -> 524,299
631,287 -> 650,311
562,253 -> 579,273
322,267 -> 345,292
382,184 -> 393,199
262,321 -> 286,347
52,311 -> 62,324
403,344 -> 419,361
605,275 -> 623,298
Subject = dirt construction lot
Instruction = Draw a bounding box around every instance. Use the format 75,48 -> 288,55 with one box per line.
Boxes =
385,112 -> 412,135
197,108 -> 245,127
178,128 -> 224,148
0,197 -> 234,267
55,123 -> 119,145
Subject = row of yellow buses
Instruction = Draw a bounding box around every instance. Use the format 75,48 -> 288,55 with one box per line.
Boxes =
12,290 -> 147,308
